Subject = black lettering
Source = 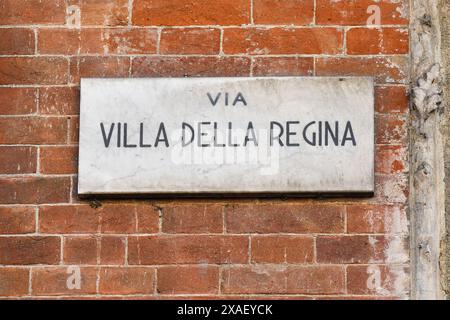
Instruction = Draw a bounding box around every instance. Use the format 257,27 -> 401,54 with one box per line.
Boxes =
198,122 -> 211,147
154,122 -> 169,147
325,121 -> 339,146
228,122 -> 239,147
318,121 -> 323,146
207,92 -> 221,106
182,122 -> 194,147
244,121 -> 258,146
123,123 -> 137,148
117,122 -> 121,148
100,122 -> 114,148
342,121 -> 357,146
139,123 -> 151,147
270,121 -> 284,146
286,121 -> 300,147
303,121 -> 316,146
233,92 -> 247,106
213,122 -> 225,147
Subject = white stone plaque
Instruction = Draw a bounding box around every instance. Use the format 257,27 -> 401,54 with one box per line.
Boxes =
78,77 -> 374,195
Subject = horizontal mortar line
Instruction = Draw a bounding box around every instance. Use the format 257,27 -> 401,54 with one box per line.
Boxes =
0,84 -> 79,88
0,233 -> 409,237
0,24 -> 411,29
0,53 -> 411,58
0,144 -> 79,148
0,296 -> 406,302
0,201 -> 409,207
0,143 -> 78,147
3,115 -> 66,120
0,200 -> 406,207
34,263 -> 337,267
0,263 -> 411,268
0,262 -> 410,271
0,173 -> 75,178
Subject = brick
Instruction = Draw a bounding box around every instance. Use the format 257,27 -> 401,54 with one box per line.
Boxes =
100,204 -> 137,234
347,204 -> 408,234
157,266 -> 219,294
162,204 -> 223,233
347,265 -> 409,296
128,235 -> 248,264
0,268 -> 30,296
251,236 -> 314,263
70,57 -> 130,84
70,177 -> 78,202
40,204 -> 157,235
133,0 -> 250,26
69,116 -> 80,143
252,57 -> 314,76
0,177 -> 70,204
0,58 -> 68,85
375,86 -> 409,114
316,0 -> 409,26
137,205 -> 159,233
0,117 -> 67,145
317,235 -> 408,264
38,29 -> 81,55
100,236 -> 126,265
0,0 -> 66,25
317,235 -> 381,264
0,88 -> 37,115
131,57 -> 251,77
160,28 -> 220,55
64,236 -> 97,265
99,267 -> 155,294
0,28 -> 35,54
253,0 -> 314,25
225,203 -> 344,233
32,267 -> 97,296
375,116 -> 407,144
375,174 -> 408,204
0,236 -> 60,265
80,0 -> 129,26
347,28 -> 409,55
63,236 -> 125,265
75,28 -> 99,53
40,205 -> 100,234
0,207 -> 36,234
223,28 -> 343,54
0,146 -> 37,174
39,87 -> 80,116
221,265 -> 286,294
82,28 -> 158,54
41,28 -> 158,55
376,145 -> 408,174
315,57 -> 408,84
287,266 -> 345,294
40,146 -> 78,174
221,265 -> 344,294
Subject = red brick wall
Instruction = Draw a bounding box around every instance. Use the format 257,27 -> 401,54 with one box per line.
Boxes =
0,0 -> 410,299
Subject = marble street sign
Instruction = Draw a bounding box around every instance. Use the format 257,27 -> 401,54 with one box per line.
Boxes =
78,77 -> 374,195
